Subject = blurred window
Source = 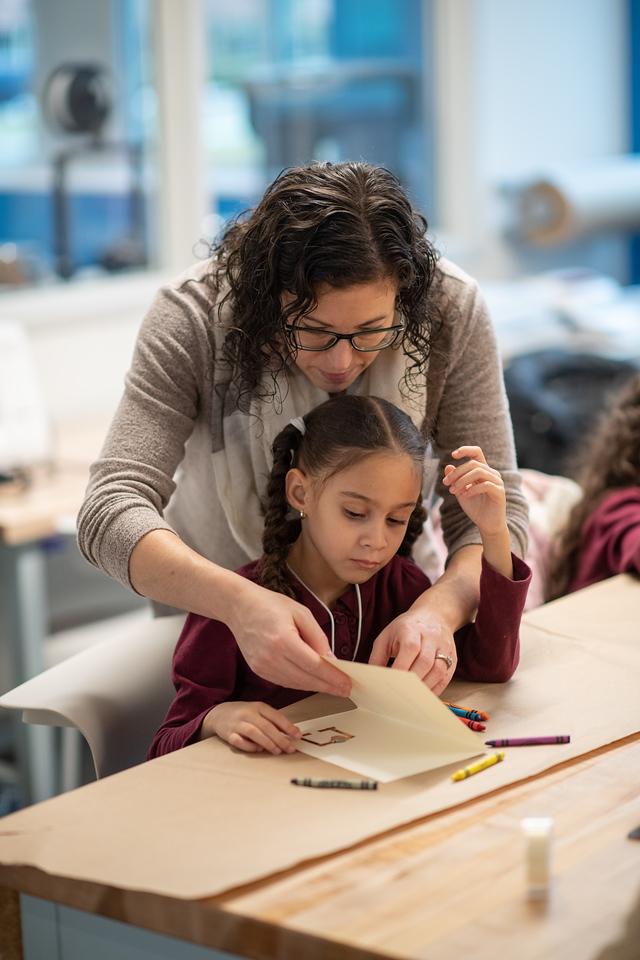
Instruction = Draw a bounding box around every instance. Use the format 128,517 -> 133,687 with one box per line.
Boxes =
203,0 -> 434,236
631,0 -> 640,282
0,0 -> 154,287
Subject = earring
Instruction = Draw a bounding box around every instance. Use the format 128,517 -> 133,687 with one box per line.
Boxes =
299,510 -> 306,520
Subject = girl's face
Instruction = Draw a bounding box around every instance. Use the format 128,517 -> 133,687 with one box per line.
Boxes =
283,279 -> 398,393
287,451 -> 422,602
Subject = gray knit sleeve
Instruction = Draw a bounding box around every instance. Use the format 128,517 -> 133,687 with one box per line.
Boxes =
428,268 -> 529,559
76,277 -> 214,589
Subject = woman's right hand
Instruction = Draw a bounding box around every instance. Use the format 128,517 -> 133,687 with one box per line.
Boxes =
225,580 -> 352,697
203,701 -> 303,754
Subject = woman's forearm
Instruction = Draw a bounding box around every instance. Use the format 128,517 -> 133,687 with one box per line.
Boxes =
129,529 -> 249,624
411,544 -> 483,630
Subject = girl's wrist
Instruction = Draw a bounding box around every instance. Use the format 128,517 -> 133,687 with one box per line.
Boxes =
200,704 -> 222,740
480,525 -> 510,546
480,527 -> 513,579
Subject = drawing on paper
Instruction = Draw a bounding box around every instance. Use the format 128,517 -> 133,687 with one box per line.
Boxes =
301,726 -> 355,746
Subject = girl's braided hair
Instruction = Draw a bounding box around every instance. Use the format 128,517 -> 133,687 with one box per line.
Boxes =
208,161 -> 440,414
260,395 -> 427,597
546,373 -> 640,600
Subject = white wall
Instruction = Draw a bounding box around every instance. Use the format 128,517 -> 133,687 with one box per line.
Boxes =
433,0 -> 630,280
2,272 -> 166,422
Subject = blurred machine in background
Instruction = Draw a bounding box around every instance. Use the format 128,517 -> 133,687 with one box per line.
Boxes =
485,267 -> 640,475
41,62 -> 147,279
502,155 -> 640,248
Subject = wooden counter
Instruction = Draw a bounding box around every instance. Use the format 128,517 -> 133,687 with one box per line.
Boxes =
1,734 -> 638,960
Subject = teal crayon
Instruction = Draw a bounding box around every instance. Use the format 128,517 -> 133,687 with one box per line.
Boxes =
447,705 -> 485,723
291,778 -> 378,790
444,700 -> 490,721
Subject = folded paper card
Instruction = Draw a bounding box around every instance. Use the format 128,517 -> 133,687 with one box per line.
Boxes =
295,659 -> 484,781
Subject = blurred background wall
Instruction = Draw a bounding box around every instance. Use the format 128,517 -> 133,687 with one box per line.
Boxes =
1,0 -> 639,486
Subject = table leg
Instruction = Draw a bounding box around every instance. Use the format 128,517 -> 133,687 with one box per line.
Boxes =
0,886 -> 23,960
60,727 -> 83,793
0,542 -> 57,804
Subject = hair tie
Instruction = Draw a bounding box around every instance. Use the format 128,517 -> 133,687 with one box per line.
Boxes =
289,416 -> 306,436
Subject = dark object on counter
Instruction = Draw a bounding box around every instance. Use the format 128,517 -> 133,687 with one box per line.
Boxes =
504,349 -> 638,476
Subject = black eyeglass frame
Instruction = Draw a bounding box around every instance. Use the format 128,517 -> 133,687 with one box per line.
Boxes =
283,322 -> 404,353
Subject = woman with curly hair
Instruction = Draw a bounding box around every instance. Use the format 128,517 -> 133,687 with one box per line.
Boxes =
149,395 -> 530,758
547,374 -> 640,600
78,161 -> 528,697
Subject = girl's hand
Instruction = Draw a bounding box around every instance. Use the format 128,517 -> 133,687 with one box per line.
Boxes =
203,701 -> 303,755
442,446 -> 507,536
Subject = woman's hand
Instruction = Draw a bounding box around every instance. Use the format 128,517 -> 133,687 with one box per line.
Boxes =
368,543 -> 487,696
442,446 -> 507,535
203,701 -> 302,754
369,609 -> 457,697
225,579 -> 352,697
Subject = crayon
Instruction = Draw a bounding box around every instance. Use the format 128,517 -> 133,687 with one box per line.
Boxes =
290,778 -> 378,790
484,736 -> 570,747
447,705 -> 486,723
451,751 -> 504,781
459,716 -> 486,732
444,700 -> 490,721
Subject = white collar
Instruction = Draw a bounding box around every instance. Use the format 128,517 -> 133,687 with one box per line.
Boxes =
287,567 -> 363,662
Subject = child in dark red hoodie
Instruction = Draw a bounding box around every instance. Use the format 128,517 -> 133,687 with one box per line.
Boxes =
548,374 -> 640,600
149,394 -> 530,759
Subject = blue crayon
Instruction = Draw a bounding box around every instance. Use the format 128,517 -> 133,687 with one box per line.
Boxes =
447,705 -> 485,723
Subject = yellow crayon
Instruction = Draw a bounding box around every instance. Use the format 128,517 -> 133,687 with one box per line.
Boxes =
451,751 -> 505,782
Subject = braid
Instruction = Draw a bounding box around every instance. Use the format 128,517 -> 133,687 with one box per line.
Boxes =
259,424 -> 303,598
397,500 -> 427,557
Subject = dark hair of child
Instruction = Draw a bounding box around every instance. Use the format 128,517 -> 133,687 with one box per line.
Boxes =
547,373 -> 640,600
260,395 -> 427,598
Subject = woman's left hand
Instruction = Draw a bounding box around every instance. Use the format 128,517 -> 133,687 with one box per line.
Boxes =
368,609 -> 457,696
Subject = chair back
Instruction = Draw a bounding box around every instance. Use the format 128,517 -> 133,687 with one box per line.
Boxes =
0,612 -> 183,778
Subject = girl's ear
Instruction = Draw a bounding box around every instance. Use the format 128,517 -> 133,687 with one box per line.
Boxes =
285,467 -> 309,513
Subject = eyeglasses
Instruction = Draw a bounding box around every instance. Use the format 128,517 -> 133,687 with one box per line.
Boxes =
284,323 -> 403,353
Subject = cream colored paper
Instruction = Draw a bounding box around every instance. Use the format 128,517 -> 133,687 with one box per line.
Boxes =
296,660 -> 482,781
0,576 -> 638,901
522,572 -> 639,647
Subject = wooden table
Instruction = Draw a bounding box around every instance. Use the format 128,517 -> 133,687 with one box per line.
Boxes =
1,483 -> 639,960
0,419 -> 107,803
0,734 -> 638,960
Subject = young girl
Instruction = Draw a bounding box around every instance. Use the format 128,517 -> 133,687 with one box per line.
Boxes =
547,374 -> 640,599
149,396 -> 530,759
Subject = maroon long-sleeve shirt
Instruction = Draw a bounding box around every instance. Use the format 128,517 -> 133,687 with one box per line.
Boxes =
567,487 -> 640,594
149,553 -> 531,758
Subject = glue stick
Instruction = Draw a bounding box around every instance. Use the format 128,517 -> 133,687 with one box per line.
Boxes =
521,816 -> 553,899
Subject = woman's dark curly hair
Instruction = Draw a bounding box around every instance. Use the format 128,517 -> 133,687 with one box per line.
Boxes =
209,161 -> 439,414
546,373 -> 640,600
260,394 -> 427,598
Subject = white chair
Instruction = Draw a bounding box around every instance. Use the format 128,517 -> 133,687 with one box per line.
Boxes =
0,611 -> 183,782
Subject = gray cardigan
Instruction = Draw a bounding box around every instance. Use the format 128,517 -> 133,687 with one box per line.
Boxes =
77,257 -> 529,592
